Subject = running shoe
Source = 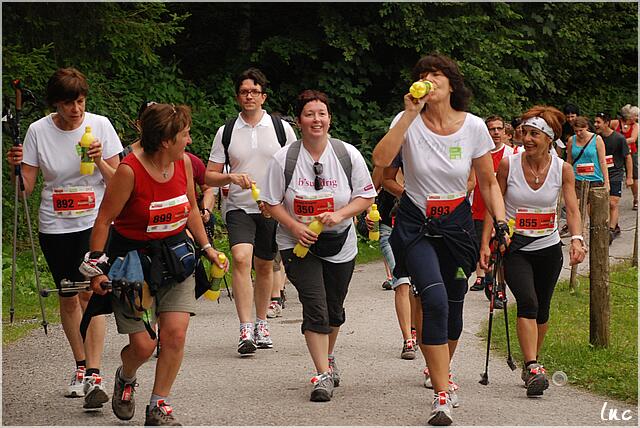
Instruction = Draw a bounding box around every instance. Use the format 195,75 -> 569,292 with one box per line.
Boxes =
448,374 -> 460,408
254,320 -> 273,349
83,374 -> 109,410
634,200 -> 638,211
310,372 -> 334,402
470,277 -> 484,291
411,327 -> 417,343
401,339 -> 416,360
65,366 -> 85,398
112,366 -> 137,420
423,367 -> 433,389
145,400 -> 181,426
427,391 -> 453,426
266,300 -> 283,318
614,224 -> 621,238
382,279 -> 393,290
328,355 -> 340,387
237,325 -> 257,356
523,363 -> 549,397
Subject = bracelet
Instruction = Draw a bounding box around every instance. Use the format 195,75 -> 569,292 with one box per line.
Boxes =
201,243 -> 213,251
570,235 -> 584,242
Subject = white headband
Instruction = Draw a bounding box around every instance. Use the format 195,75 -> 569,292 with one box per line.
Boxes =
522,117 -> 554,140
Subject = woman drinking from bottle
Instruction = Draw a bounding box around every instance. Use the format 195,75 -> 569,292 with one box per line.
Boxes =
5,67 -> 122,409
372,53 -> 508,426
85,103 -> 227,425
480,105 -> 586,397
262,90 -> 376,402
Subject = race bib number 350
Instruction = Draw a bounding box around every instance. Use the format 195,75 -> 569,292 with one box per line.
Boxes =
514,207 -> 556,237
425,191 -> 465,218
293,193 -> 334,224
52,186 -> 96,218
147,194 -> 191,233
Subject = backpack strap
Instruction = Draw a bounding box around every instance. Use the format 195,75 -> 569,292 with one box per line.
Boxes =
283,138 -> 353,192
270,115 -> 287,147
221,117 -> 237,169
329,138 -> 353,191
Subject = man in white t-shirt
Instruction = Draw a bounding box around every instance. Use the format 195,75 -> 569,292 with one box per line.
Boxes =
205,68 -> 297,356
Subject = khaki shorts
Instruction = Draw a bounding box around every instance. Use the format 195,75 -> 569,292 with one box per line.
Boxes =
112,275 -> 196,335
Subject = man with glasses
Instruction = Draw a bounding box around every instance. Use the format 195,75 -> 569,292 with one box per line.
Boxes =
206,68 -> 297,356
594,112 -> 633,243
468,116 -> 514,308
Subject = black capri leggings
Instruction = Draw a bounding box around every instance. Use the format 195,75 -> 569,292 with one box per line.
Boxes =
280,249 -> 355,335
504,243 -> 563,324
403,237 -> 468,345
39,228 -> 92,297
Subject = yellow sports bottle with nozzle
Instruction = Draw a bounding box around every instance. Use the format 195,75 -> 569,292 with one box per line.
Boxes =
367,204 -> 381,241
293,220 -> 324,258
251,183 -> 260,201
204,253 -> 227,301
79,126 -> 95,175
409,80 -> 433,99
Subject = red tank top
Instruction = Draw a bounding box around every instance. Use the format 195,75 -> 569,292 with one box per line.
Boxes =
471,145 -> 511,220
114,154 -> 191,241
615,121 -> 637,153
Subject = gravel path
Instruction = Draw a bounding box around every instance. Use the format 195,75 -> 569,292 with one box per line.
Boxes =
2,191 -> 637,426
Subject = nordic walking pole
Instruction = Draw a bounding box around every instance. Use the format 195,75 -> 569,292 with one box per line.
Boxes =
480,239 -> 501,385
497,262 -> 516,370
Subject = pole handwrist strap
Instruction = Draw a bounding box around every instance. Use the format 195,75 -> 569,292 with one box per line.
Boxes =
79,251 -> 110,278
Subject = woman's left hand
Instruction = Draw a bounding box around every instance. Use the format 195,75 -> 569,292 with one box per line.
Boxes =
569,239 -> 586,266
316,211 -> 345,227
88,139 -> 103,164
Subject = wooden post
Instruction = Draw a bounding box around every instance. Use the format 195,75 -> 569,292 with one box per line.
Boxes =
570,181 -> 589,293
589,187 -> 610,347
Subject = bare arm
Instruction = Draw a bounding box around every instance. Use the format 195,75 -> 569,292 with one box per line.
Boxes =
467,166 -> 477,195
382,166 -> 403,198
479,157 -> 509,269
565,137 -> 574,165
625,154 -> 633,187
595,135 -> 610,189
205,160 -> 252,189
561,162 -> 586,265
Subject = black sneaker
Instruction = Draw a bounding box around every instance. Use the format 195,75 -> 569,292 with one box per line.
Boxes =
112,366 -> 136,421
310,372 -> 334,402
382,279 -> 393,290
470,277 -> 484,291
523,363 -> 549,397
145,400 -> 181,426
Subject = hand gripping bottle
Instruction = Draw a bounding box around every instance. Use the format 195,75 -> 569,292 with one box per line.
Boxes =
367,204 -> 381,241
79,126 -> 95,175
293,220 -> 324,258
409,80 -> 433,99
204,253 -> 227,301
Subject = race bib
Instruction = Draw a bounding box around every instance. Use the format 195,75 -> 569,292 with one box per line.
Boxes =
605,155 -> 614,168
52,186 -> 96,218
147,194 -> 191,233
425,191 -> 465,218
514,207 -> 556,237
293,192 -> 334,224
575,163 -> 595,175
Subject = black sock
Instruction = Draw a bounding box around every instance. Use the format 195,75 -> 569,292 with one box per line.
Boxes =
525,360 -> 537,368
76,360 -> 86,369
85,368 -> 100,377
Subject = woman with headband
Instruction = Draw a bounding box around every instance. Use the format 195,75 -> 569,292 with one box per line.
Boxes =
480,105 -> 586,398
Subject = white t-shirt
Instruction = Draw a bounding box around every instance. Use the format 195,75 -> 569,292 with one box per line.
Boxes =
390,112 -> 494,216
208,111 -> 297,216
22,112 -> 123,234
262,139 -> 377,263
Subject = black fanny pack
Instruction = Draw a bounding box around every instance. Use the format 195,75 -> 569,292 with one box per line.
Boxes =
310,226 -> 350,257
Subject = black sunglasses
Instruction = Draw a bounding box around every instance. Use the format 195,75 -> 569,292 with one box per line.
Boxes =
313,162 -> 323,191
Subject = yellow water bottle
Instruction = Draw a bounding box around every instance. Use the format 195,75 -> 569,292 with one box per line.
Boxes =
251,183 -> 261,201
204,253 -> 226,301
79,126 -> 95,175
507,218 -> 516,237
409,80 -> 433,99
367,204 -> 381,241
293,220 -> 324,258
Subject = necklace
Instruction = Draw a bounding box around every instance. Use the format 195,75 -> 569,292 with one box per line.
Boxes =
525,153 -> 552,184
149,157 -> 169,179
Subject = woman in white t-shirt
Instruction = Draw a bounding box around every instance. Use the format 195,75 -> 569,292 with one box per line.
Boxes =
372,54 -> 508,426
6,68 -> 122,406
262,90 -> 376,402
480,106 -> 586,398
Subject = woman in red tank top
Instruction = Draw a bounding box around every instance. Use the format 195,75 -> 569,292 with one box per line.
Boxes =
86,104 -> 227,424
611,104 -> 638,209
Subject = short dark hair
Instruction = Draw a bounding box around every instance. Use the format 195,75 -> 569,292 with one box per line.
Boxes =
595,111 -> 611,122
235,68 -> 268,94
485,115 -> 504,127
294,89 -> 332,119
412,53 -> 472,111
511,117 -> 523,128
563,103 -> 580,115
45,68 -> 89,107
140,104 -> 192,155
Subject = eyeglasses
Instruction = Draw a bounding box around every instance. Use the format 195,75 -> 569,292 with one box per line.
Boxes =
313,162 -> 323,191
238,89 -> 263,97
488,127 -> 504,132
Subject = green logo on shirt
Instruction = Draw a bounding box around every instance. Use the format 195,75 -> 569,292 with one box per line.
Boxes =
449,146 -> 462,160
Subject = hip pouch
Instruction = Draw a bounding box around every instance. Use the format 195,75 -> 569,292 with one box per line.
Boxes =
310,227 -> 350,257
140,231 -> 196,294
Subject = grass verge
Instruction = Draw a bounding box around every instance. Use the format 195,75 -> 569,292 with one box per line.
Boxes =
480,262 -> 638,404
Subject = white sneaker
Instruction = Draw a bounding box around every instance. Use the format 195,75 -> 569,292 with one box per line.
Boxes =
448,374 -> 460,408
423,367 -> 433,389
65,366 -> 86,398
254,320 -> 273,349
83,374 -> 109,410
427,391 -> 453,426
266,300 -> 282,318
